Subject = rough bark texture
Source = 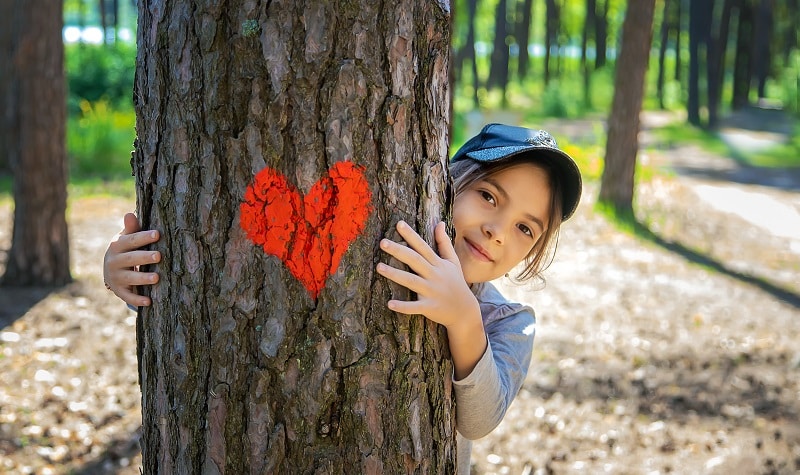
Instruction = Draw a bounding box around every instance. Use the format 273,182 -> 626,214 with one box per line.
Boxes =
598,0 -> 656,214
1,0 -> 71,286
133,1 -> 454,473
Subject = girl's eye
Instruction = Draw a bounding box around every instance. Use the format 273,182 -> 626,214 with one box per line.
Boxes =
518,224 -> 534,238
479,190 -> 495,205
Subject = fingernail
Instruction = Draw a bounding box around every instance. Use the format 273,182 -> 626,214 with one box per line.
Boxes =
397,220 -> 406,229
151,252 -> 158,261
380,239 -> 389,249
150,231 -> 157,239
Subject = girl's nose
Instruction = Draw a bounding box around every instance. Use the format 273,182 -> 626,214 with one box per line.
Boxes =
482,221 -> 506,244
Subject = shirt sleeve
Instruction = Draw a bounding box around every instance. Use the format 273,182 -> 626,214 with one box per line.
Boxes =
451,309 -> 535,440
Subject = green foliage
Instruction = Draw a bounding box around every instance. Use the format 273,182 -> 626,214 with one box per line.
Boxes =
67,99 -> 136,178
65,42 -> 136,111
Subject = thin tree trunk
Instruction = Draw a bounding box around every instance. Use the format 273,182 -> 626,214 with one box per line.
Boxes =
732,0 -> 755,109
688,0 -> 712,126
594,0 -> 608,69
516,0 -> 534,79
134,1 -> 454,472
544,0 -> 559,84
708,0 -> 733,129
656,0 -> 671,109
582,0 -> 596,108
1,0 -> 70,287
488,0 -> 510,105
599,0 -> 657,215
753,0 -> 773,99
0,0 -> 12,173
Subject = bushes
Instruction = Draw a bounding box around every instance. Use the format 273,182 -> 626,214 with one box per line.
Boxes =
65,42 -> 136,179
67,99 -> 135,178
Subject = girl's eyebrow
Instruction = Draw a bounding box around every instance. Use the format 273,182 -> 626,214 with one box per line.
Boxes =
484,177 -> 545,232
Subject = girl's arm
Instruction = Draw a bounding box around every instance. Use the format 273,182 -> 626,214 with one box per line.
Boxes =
376,220 -> 487,378
103,213 -> 162,307
452,308 -> 535,439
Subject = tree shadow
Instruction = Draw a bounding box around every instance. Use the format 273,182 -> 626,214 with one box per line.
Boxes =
0,285 -> 55,329
630,217 -> 800,310
71,428 -> 142,474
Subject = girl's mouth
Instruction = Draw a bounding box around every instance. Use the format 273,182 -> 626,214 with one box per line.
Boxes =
465,238 -> 493,262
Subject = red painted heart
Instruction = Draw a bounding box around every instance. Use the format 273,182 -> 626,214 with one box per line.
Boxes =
239,161 -> 372,299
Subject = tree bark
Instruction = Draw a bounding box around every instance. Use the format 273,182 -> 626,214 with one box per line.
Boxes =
488,0 -> 510,105
708,0 -> 733,129
544,0 -> 560,84
598,0 -> 656,215
516,0 -> 534,79
1,0 -> 71,287
133,1 -> 454,473
732,0 -> 755,109
688,0 -> 712,126
594,0 -> 608,69
0,0 -> 12,173
656,0 -> 671,109
582,0 -> 596,107
753,0 -> 773,99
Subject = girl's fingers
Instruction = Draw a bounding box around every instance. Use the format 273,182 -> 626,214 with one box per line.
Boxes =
395,221 -> 440,264
114,268 -> 159,287
115,287 -> 152,307
114,230 -> 160,252
379,238 -> 430,277
386,298 -> 426,316
112,249 -> 161,269
122,212 -> 142,235
376,262 -> 426,294
434,222 -> 458,262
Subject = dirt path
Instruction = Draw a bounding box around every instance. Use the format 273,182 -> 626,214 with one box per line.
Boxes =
0,110 -> 798,474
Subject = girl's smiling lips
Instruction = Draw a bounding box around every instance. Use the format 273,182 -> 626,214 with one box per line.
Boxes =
465,238 -> 493,262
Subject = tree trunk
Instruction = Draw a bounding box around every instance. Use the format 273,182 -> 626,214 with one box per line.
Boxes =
753,0 -> 773,99
688,0 -> 712,126
516,0 -> 534,79
732,0 -> 754,109
582,0 -> 596,107
656,0 -> 671,109
1,0 -> 71,287
708,0 -> 733,129
544,0 -> 560,84
133,1 -> 454,473
675,0 -> 683,82
0,0 -> 12,173
594,0 -> 608,69
488,0 -> 510,105
598,0 -> 656,215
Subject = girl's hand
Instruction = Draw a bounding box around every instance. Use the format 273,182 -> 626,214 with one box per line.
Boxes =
376,220 -> 479,329
103,213 -> 161,307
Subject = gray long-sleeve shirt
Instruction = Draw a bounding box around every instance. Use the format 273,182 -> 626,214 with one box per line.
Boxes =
454,281 -> 536,474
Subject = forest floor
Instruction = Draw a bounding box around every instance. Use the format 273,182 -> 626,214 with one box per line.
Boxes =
0,107 -> 798,474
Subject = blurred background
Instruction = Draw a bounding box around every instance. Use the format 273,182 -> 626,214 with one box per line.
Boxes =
0,0 -> 798,473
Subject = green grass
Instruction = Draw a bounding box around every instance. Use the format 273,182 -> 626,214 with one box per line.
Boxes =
651,120 -> 800,169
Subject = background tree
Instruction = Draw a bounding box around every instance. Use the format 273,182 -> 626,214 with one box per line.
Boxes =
134,1 -> 454,472
488,0 -> 511,104
598,0 -> 657,214
544,0 -> 561,84
687,0 -> 712,126
1,0 -> 71,286
516,0 -> 535,80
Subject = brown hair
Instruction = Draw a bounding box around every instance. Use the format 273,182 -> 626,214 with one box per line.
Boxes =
449,155 -> 564,286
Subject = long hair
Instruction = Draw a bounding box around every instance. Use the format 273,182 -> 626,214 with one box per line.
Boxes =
449,155 -> 564,286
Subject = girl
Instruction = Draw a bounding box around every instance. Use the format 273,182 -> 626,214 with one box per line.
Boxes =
103,123 -> 582,474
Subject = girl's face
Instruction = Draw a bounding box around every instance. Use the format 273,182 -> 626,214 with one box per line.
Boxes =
452,162 -> 553,284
